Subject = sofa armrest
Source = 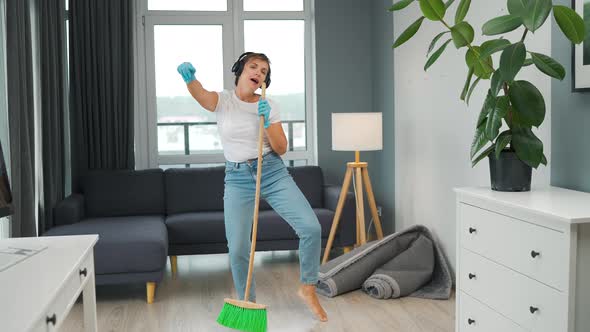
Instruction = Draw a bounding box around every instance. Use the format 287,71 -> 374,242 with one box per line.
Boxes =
323,185 -> 356,246
54,194 -> 85,226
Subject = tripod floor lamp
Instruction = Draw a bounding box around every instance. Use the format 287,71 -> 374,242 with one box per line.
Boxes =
322,112 -> 384,264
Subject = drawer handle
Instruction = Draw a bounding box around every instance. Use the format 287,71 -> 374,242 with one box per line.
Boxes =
530,306 -> 539,314
46,313 -> 57,326
468,273 -> 476,280
468,318 -> 475,325
530,250 -> 540,258
79,267 -> 88,277
468,227 -> 476,234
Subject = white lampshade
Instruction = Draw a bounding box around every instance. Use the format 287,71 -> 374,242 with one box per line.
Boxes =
332,112 -> 383,151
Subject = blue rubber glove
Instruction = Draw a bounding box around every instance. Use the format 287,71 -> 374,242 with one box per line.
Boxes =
258,99 -> 271,129
177,62 -> 196,84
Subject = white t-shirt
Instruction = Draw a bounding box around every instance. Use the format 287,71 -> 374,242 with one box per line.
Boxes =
214,89 -> 281,162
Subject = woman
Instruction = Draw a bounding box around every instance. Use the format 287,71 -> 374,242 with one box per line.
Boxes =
177,52 -> 328,322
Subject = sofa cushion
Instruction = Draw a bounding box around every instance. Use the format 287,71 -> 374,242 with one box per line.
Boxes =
81,169 -> 165,218
287,166 -> 324,208
165,167 -> 225,214
43,215 -> 168,274
257,209 -> 334,240
166,208 -> 335,244
166,211 -> 226,244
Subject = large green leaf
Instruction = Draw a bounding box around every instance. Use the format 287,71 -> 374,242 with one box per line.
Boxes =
466,77 -> 481,105
472,145 -> 495,167
460,67 -> 475,101
495,130 -> 513,159
471,123 -> 489,159
451,21 -> 475,48
427,31 -> 450,55
485,95 -> 510,140
389,0 -> 415,11
522,0 -> 552,32
507,0 -> 530,17
500,42 -> 526,82
419,0 -> 446,21
393,17 -> 426,48
512,125 -> 544,168
553,6 -> 586,44
482,15 -> 522,35
478,38 -> 511,59
530,52 -> 565,80
425,39 -> 452,70
509,80 -> 546,127
455,0 -> 471,24
490,69 -> 504,96
466,47 -> 494,79
476,90 -> 496,127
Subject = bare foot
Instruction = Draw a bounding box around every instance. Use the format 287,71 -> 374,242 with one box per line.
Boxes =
297,284 -> 328,322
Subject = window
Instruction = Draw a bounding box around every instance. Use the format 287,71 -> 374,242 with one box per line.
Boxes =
243,0 -> 303,12
136,0 -> 315,169
244,20 -> 307,152
153,25 -> 224,156
148,0 -> 227,11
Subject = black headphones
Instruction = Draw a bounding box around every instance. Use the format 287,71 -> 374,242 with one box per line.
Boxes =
231,52 -> 271,88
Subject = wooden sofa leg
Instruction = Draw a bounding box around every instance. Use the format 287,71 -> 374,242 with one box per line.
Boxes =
343,246 -> 353,254
170,256 -> 178,277
147,282 -> 156,304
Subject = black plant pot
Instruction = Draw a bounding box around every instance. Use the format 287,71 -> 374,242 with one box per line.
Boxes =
488,150 -> 532,192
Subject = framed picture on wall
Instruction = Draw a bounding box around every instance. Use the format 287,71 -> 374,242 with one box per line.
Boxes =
573,0 -> 590,91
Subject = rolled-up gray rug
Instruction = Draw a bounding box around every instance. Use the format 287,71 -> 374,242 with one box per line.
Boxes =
317,224 -> 452,300
361,234 -> 434,299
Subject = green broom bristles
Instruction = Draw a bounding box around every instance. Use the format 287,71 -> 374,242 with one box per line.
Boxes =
216,301 -> 267,332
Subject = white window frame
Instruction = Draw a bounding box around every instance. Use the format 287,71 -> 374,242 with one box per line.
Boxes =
134,0 -> 317,168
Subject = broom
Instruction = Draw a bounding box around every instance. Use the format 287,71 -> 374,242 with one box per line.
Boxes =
216,83 -> 268,332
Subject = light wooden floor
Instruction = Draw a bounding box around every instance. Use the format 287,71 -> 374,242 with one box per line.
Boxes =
60,251 -> 455,332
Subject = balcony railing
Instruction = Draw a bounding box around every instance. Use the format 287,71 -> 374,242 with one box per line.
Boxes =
157,120 -> 306,167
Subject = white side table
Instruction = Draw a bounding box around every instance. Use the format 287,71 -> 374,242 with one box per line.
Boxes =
0,234 -> 99,332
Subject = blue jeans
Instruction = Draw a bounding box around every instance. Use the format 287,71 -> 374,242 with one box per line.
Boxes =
224,152 -> 321,301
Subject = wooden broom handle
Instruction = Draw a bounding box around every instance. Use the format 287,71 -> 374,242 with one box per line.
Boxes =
244,83 -> 266,301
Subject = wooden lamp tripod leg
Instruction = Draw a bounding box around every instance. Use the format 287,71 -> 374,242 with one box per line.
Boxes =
362,167 -> 384,240
355,167 -> 367,244
322,166 -> 353,264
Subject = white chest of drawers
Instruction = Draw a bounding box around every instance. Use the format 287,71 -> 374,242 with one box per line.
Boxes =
455,187 -> 590,332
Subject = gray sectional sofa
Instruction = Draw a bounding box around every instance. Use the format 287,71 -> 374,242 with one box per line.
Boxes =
44,166 -> 356,303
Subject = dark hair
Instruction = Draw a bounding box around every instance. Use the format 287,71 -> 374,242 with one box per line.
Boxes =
231,52 -> 271,88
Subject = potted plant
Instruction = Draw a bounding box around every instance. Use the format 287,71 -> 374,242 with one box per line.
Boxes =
390,0 -> 586,191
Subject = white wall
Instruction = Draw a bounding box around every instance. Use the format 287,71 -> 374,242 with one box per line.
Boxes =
393,1 -> 552,274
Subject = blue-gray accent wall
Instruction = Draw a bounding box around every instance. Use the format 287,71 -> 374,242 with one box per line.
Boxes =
370,0 -> 395,235
551,0 -> 590,192
315,0 -> 395,234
